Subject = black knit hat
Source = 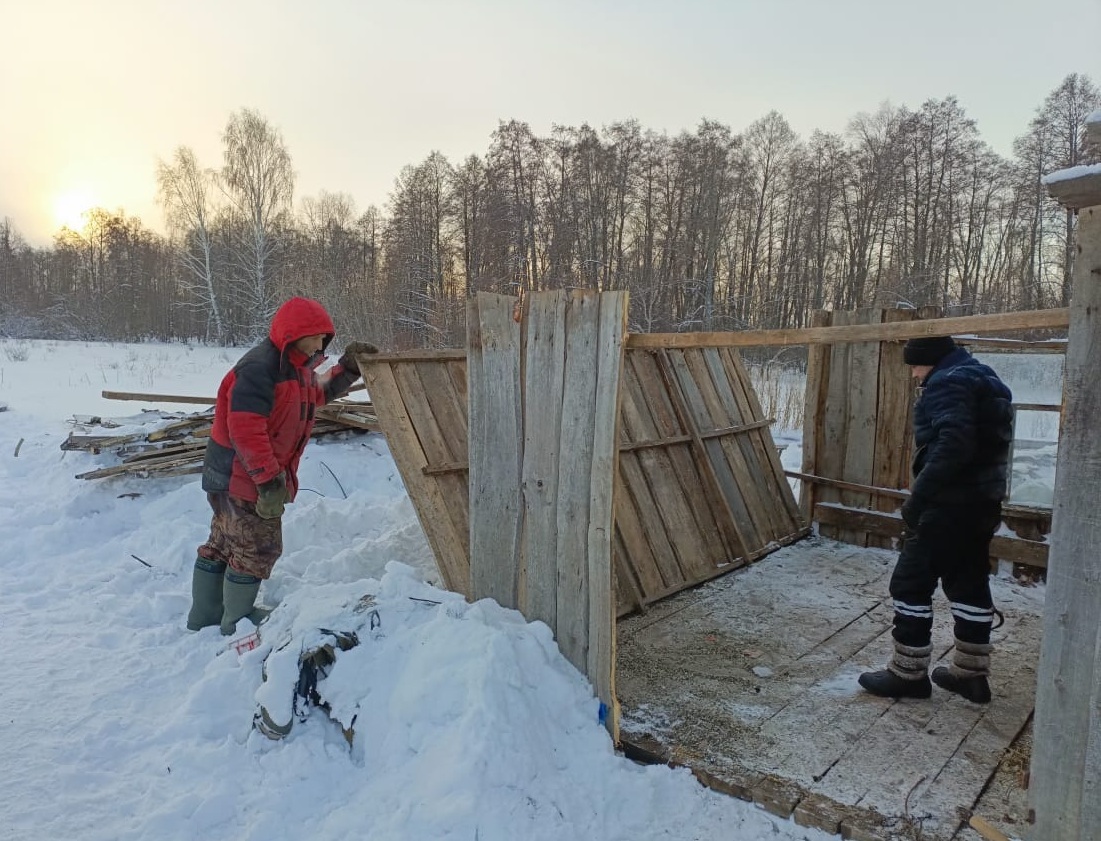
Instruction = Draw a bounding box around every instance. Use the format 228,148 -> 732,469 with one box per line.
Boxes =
903,336 -> 956,366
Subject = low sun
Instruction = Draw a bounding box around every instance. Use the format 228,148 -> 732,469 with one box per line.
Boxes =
53,188 -> 96,231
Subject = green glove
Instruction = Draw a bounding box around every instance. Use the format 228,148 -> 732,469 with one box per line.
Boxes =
338,341 -> 379,375
256,473 -> 288,520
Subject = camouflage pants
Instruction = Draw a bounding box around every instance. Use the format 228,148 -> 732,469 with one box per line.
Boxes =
197,492 -> 283,580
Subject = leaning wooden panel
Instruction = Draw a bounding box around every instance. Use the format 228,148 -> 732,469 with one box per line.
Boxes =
622,352 -> 732,587
625,350 -> 744,563
642,350 -> 753,563
720,349 -> 807,534
678,347 -> 779,543
367,333 -> 805,616
361,361 -> 470,595
391,361 -> 472,576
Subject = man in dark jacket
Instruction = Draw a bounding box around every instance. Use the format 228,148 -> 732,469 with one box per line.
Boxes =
186,296 -> 377,635
859,336 -> 1013,704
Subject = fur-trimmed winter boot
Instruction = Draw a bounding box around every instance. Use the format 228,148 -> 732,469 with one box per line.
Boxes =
186,556 -> 226,631
932,639 -> 992,703
859,642 -> 933,699
221,570 -> 270,636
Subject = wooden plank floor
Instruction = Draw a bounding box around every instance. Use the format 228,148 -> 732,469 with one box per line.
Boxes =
616,536 -> 1043,841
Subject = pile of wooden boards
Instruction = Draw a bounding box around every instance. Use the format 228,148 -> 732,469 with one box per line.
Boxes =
63,390 -> 378,481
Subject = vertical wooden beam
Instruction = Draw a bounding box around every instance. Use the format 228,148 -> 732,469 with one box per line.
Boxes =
520,291 -> 567,627
1031,203 -> 1101,840
467,293 -> 523,608
555,292 -> 601,675
587,292 -> 628,738
800,310 -> 832,521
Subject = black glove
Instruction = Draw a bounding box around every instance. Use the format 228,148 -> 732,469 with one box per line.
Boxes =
338,341 -> 379,376
256,473 -> 288,520
900,496 -> 922,530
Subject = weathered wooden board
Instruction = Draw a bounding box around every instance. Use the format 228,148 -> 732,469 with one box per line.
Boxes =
467,293 -> 523,609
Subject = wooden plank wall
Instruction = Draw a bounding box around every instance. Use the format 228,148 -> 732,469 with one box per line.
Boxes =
801,306 -> 1056,568
467,289 -> 626,735
363,320 -> 808,619
806,308 -> 924,544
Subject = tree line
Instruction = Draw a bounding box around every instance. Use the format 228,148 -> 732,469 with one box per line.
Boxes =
0,73 -> 1097,348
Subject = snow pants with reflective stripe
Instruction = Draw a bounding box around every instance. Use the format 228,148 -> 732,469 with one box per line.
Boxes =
889,501 -> 1001,648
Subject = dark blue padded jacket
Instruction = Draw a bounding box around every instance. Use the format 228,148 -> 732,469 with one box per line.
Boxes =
910,347 -> 1013,511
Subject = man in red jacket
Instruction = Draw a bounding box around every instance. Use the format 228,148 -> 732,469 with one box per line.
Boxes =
186,296 -> 377,635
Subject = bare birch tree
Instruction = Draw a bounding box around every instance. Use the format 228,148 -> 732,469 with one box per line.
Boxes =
221,109 -> 294,338
157,147 -> 224,340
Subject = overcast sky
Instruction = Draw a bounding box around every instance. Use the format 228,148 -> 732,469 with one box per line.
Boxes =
2,0 -> 1098,244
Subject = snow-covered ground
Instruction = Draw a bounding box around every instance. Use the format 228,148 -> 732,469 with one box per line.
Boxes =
0,338 -> 835,841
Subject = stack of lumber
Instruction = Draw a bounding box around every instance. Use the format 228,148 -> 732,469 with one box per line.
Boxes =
63,389 -> 378,480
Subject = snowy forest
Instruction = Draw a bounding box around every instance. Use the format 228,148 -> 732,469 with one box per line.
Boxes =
0,73 -> 1097,348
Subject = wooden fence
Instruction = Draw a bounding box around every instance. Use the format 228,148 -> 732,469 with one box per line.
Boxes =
797,307 -> 1062,566
361,317 -> 807,619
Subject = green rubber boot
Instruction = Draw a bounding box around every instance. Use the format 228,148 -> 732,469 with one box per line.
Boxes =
186,557 -> 226,631
221,571 -> 269,636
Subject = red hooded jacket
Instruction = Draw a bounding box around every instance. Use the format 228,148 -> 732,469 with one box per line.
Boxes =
201,297 -> 358,503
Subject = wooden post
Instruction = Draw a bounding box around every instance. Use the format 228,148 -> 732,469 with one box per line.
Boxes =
1031,155 -> 1101,838
799,310 -> 832,521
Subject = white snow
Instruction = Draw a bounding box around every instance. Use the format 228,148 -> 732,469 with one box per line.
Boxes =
1041,162 -> 1101,184
0,337 -> 835,841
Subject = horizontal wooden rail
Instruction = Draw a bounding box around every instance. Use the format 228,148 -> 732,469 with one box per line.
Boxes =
791,472 -> 1054,520
785,470 -> 908,500
424,418 -> 779,473
814,502 -> 1049,568
1013,403 -> 1062,413
626,308 -> 1069,349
